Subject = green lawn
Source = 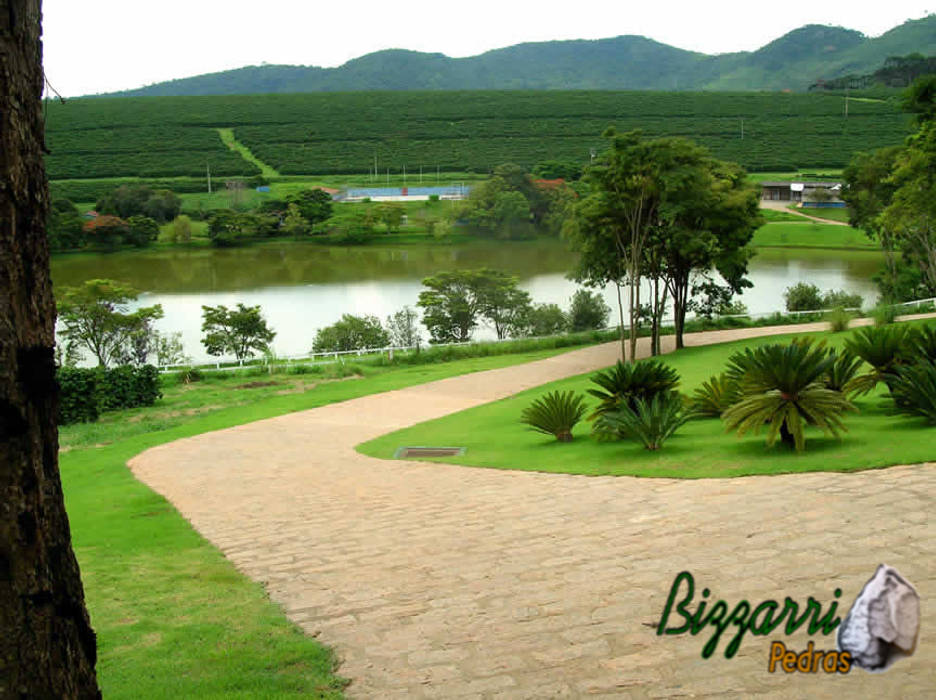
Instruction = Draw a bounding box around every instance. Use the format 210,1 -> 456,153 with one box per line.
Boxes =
792,206 -> 852,223
61,344 -> 596,697
357,323 -> 936,479
751,222 -> 877,249
759,208 -> 806,222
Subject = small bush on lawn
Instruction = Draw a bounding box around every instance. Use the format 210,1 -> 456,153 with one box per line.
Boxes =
593,391 -> 690,450
824,348 -> 864,397
690,373 -> 740,418
826,307 -> 852,333
889,362 -> 936,424
587,360 -> 680,427
844,325 -> 913,395
722,338 -> 854,452
520,390 -> 587,442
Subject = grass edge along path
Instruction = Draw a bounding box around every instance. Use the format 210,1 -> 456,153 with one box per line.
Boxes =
60,345 -> 607,698
358,317 -> 936,479
217,127 -> 280,179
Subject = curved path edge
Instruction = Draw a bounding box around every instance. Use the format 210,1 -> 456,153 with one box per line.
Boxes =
130,317 -> 936,698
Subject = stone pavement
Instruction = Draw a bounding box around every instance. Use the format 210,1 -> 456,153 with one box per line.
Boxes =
129,321 -> 935,698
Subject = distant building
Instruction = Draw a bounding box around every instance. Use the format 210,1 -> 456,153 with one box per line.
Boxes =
82,210 -> 98,220
335,185 -> 470,202
761,181 -> 845,208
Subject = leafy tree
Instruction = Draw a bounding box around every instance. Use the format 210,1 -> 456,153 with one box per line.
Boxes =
418,270 -> 482,343
533,160 -> 584,181
47,199 -> 85,249
83,214 -> 129,250
784,282 -> 823,311
201,304 -> 276,361
375,202 -> 405,232
56,279 -> 164,367
901,74 -> 936,124
567,289 -> 610,332
97,184 -> 180,223
126,215 -> 160,247
207,209 -> 250,246
286,188 -> 333,225
281,203 -> 309,238
170,214 -> 193,243
386,306 -> 422,347
154,330 -> 189,366
523,303 -> 568,336
313,314 -> 390,353
329,208 -> 376,244
474,269 -> 532,339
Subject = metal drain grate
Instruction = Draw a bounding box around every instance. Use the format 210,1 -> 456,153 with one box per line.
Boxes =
394,446 -> 466,458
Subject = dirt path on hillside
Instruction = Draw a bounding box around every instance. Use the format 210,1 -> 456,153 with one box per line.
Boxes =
760,200 -> 850,226
130,317 -> 936,698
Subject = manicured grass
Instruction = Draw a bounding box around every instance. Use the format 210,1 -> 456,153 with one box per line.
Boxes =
357,322 -> 936,479
759,208 -> 806,222
61,343 -> 615,696
792,206 -> 852,223
751,222 -> 877,249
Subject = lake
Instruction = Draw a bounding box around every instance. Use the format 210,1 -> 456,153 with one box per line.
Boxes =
50,239 -> 883,364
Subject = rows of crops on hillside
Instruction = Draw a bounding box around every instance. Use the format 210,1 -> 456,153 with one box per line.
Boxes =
45,91 -> 911,179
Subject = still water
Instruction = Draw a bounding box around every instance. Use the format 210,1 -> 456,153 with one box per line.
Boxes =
50,240 -> 883,363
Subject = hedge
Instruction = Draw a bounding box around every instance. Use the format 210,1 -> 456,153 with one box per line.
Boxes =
57,364 -> 161,424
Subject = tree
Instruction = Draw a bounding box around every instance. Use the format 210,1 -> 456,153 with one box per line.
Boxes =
473,269 -> 532,339
375,202 -> 405,233
207,209 -> 250,246
533,160 -> 583,181
1,2 -> 101,693
313,314 -> 390,353
170,214 -> 193,243
57,279 -> 164,367
523,303 -> 568,337
286,188 -> 333,226
96,185 -> 180,223
201,304 -> 276,361
386,306 -> 422,347
83,214 -> 129,250
48,198 -> 86,249
125,215 -> 159,247
417,270 -> 484,343
281,203 -> 308,238
568,289 -> 610,332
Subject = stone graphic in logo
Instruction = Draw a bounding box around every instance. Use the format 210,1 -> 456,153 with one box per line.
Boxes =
836,564 -> 920,672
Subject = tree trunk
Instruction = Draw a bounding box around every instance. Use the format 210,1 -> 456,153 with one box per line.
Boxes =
615,281 -> 626,362
0,2 -> 101,697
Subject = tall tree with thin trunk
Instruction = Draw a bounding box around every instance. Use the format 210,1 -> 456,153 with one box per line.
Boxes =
1,1 -> 101,696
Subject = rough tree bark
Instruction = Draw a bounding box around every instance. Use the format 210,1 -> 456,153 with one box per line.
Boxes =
1,1 -> 100,697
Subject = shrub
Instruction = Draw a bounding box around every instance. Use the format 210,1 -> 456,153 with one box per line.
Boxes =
784,282 -> 823,312
825,307 -> 852,333
588,359 -> 680,428
871,304 -> 899,326
908,324 -> 936,363
57,364 -> 162,424
520,390 -> 587,442
690,373 -> 740,418
593,392 -> 690,450
313,314 -> 389,353
844,325 -> 912,395
821,290 -> 863,309
889,362 -> 936,424
57,368 -> 100,424
723,338 -> 854,451
824,348 -> 863,397
568,289 -> 610,332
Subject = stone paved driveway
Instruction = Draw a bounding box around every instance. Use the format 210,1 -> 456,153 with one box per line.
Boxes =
130,322 -> 935,698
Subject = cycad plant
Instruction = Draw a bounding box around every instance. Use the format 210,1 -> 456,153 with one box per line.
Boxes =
844,325 -> 912,395
824,348 -> 864,398
594,391 -> 690,450
690,372 -> 740,418
909,324 -> 936,363
520,390 -> 587,442
889,362 -> 936,424
587,359 -> 680,419
722,338 -> 854,452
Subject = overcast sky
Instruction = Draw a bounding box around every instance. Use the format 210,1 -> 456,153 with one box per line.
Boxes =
42,1 -> 933,97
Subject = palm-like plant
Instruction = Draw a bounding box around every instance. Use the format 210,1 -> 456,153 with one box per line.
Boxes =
722,338 -> 854,452
690,373 -> 740,418
520,390 -> 587,442
909,325 -> 936,363
587,359 -> 680,420
844,325 -> 912,395
824,348 -> 864,398
594,391 -> 690,450
889,362 -> 936,424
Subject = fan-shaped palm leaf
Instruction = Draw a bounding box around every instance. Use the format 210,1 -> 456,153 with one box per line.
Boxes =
520,390 -> 587,442
844,325 -> 912,395
587,359 -> 679,422
690,372 -> 740,418
594,391 -> 690,450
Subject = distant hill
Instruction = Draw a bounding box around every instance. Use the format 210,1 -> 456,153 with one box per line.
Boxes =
106,16 -> 936,97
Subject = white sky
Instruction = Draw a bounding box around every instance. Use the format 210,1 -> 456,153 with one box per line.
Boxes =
42,1 -> 933,97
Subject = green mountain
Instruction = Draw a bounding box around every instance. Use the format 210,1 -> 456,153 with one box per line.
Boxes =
108,16 -> 936,97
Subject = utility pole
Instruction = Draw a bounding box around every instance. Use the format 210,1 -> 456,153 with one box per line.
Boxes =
386,168 -> 389,185
207,162 -> 212,193
403,164 -> 406,186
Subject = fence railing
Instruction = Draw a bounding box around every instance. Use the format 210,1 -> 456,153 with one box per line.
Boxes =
158,296 -> 936,374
